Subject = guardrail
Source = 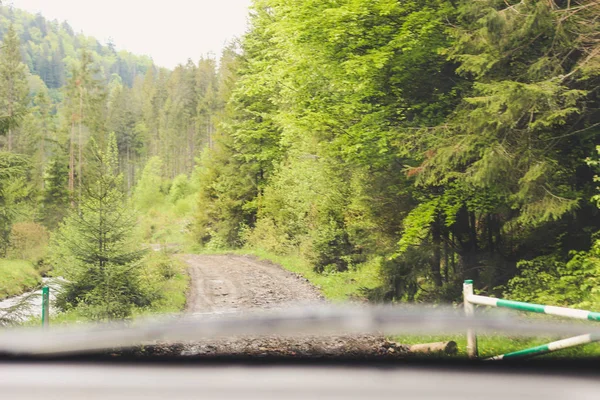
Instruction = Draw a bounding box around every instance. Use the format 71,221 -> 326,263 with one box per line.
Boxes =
463,280 -> 600,359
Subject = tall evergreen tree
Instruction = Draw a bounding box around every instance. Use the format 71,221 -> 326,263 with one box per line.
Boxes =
0,152 -> 30,256
50,133 -> 149,320
0,24 -> 29,152
40,155 -> 69,229
64,49 -> 105,203
34,88 -> 53,186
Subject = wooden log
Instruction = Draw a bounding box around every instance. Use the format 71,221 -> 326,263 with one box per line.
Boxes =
409,341 -> 457,355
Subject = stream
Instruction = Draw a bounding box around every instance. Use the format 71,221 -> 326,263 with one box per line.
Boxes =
0,278 -> 62,324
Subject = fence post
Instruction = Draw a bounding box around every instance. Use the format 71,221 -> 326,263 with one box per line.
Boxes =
41,286 -> 49,328
463,279 -> 477,359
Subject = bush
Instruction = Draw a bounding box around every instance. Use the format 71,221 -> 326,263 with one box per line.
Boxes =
8,222 -> 49,266
309,218 -> 354,273
173,196 -> 195,217
0,259 -> 41,299
504,244 -> 600,309
139,251 -> 189,313
133,157 -> 165,211
244,218 -> 292,255
169,174 -> 191,204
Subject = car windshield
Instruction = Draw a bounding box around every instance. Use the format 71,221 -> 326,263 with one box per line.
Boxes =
1,0 -> 600,369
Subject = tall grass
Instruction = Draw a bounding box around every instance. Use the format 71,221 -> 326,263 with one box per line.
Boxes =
0,259 -> 41,299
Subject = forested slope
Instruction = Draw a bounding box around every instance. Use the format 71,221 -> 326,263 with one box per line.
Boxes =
0,5 -> 153,91
1,1 -> 600,318
0,5 -> 220,318
195,0 -> 600,305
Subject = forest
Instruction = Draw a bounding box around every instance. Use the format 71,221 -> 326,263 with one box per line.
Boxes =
0,0 -> 599,321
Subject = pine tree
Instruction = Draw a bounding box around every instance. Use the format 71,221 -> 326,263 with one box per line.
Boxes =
0,152 -> 30,256
0,24 -> 29,152
196,57 -> 219,150
40,155 -> 69,229
34,88 -> 53,186
64,49 -> 105,203
50,133 -> 149,320
132,156 -> 164,210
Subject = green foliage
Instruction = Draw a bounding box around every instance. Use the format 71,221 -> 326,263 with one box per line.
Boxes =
1,0 -> 600,314
7,222 -> 49,267
50,134 -> 150,320
0,23 -> 29,149
587,146 -> 600,207
0,152 -> 31,256
138,250 -> 189,314
133,156 -> 165,210
195,140 -> 259,249
0,6 -> 152,89
169,174 -> 191,204
505,248 -> 600,310
505,146 -> 600,309
0,259 -> 41,300
397,200 -> 438,253
190,0 -> 600,306
40,156 -> 69,229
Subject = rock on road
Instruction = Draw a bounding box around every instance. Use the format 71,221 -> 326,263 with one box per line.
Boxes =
175,254 -> 406,358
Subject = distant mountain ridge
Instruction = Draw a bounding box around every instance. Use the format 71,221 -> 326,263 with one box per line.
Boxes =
0,5 -> 154,91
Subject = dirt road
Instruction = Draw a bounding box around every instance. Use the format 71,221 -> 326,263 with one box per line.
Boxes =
174,254 -> 407,358
183,254 -> 323,314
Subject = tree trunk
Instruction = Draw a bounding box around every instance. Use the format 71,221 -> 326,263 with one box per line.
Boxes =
40,121 -> 46,189
78,86 -> 84,203
126,144 -> 131,190
410,341 -> 458,355
450,232 -> 456,275
207,115 -> 212,149
69,119 -> 75,204
469,211 -> 478,251
7,99 -> 13,152
444,235 -> 449,283
487,213 -> 494,254
431,215 -> 443,287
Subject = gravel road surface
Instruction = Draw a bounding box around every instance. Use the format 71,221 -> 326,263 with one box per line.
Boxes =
175,254 -> 407,358
184,254 -> 323,314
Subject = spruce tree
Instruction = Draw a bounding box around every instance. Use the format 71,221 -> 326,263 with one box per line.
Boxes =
64,49 -> 105,202
40,155 -> 69,229
50,133 -> 149,320
0,152 -> 30,256
0,24 -> 29,152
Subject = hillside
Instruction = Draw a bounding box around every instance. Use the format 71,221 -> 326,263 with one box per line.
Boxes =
0,5 -> 153,92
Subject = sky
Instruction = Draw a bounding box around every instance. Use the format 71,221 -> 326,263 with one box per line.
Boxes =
7,0 -> 253,69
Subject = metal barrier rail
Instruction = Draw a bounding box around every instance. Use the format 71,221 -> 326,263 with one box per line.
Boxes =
463,280 -> 600,359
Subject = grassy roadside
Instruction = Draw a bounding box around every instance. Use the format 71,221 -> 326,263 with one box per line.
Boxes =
46,200 -> 194,325
196,247 -> 600,359
48,250 -> 190,325
137,250 -> 190,315
0,259 -> 42,300
397,333 -> 600,359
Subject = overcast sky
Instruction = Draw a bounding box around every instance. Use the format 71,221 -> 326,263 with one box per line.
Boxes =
7,0 -> 253,68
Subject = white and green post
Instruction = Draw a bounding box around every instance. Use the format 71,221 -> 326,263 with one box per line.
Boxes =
487,334 -> 600,360
463,279 -> 600,360
41,286 -> 49,328
463,279 -> 477,359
